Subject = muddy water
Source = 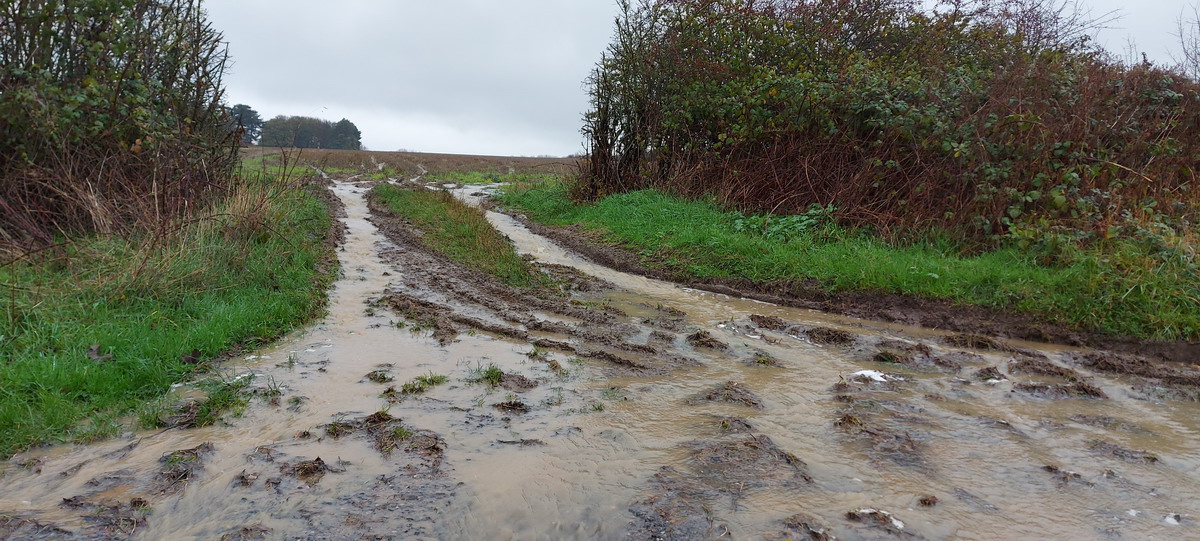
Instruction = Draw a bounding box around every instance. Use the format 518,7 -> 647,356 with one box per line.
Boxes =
1,181 -> 1198,540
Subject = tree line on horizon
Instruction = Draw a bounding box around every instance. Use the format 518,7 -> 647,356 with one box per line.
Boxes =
226,104 -> 362,150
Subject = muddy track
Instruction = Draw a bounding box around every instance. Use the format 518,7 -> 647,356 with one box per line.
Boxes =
2,177 -> 1200,539
514,220 -> 1200,366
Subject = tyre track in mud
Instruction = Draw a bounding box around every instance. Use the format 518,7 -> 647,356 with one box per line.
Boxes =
2,176 -> 1200,539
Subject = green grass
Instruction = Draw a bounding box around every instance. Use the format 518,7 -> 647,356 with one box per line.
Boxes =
467,363 -> 504,387
0,175 -> 336,457
500,180 -> 1199,341
400,372 -> 449,395
369,183 -> 543,289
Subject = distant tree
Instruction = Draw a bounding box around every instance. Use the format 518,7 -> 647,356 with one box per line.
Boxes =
259,115 -> 298,147
228,104 -> 263,145
258,115 -> 362,149
330,118 -> 362,150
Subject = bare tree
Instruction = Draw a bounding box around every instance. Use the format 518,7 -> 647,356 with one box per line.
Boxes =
1174,3 -> 1200,78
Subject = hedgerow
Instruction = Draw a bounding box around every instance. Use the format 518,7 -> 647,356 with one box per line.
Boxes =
580,0 -> 1199,256
0,0 -> 238,248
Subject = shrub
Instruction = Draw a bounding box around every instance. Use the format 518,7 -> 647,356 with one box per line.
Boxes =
580,0 -> 1199,252
0,0 -> 238,248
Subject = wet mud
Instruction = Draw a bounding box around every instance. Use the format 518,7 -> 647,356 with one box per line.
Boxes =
1,176 -> 1199,539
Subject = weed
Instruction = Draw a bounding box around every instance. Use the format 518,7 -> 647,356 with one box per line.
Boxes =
365,370 -> 394,384
399,372 -> 449,395
467,363 -> 504,387
591,403 -> 606,412
325,416 -> 355,439
190,375 -> 253,428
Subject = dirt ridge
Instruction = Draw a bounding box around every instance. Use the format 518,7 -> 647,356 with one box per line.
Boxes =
515,220 -> 1198,365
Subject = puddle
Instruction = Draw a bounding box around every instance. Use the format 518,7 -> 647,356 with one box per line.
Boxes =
1,180 -> 1198,540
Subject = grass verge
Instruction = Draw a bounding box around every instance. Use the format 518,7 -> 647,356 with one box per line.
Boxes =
369,184 -> 543,289
500,179 -> 1199,341
0,175 -> 337,457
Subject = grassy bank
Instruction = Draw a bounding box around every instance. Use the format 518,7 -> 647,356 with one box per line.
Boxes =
370,184 -> 542,289
501,180 -> 1199,342
0,175 -> 336,457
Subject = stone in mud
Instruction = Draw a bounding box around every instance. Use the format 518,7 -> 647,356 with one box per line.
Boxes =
689,381 -> 765,409
687,330 -> 729,351
1014,381 -> 1107,399
1087,439 -> 1159,464
805,326 -> 856,346
499,372 -> 539,392
749,314 -> 789,331
157,442 -> 214,494
629,467 -> 728,541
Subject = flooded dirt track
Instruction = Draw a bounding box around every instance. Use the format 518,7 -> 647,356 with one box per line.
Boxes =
3,178 -> 1200,540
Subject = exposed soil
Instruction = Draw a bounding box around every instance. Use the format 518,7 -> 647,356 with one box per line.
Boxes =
689,381 -> 766,409
516,219 -> 1200,364
5,171 -> 1200,540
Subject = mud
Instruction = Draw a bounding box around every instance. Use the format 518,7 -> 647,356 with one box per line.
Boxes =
517,218 -> 1200,364
689,381 -> 766,409
3,175 -> 1200,539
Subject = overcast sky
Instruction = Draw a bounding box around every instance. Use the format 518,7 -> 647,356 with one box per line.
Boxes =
203,0 -> 1192,157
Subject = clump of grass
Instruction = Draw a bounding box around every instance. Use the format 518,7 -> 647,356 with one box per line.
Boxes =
467,363 -> 504,387
325,416 -> 355,439
365,370 -> 394,384
192,376 -> 253,427
501,181 -> 1199,341
400,372 -> 449,395
0,173 -> 336,458
369,183 -> 542,289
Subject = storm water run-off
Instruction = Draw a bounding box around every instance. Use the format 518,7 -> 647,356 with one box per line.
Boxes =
2,179 -> 1198,540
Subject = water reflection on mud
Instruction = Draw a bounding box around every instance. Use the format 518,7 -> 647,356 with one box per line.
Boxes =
0,180 -> 1197,540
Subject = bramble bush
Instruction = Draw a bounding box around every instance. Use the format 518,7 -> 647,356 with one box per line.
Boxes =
0,0 -> 238,248
580,0 -> 1199,257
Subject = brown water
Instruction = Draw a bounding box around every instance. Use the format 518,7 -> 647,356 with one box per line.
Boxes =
2,180 -> 1198,540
